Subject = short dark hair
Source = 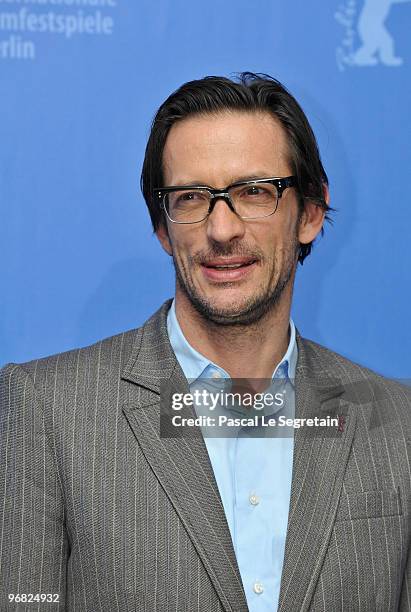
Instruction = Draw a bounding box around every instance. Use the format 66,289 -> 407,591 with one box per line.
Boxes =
141,72 -> 331,264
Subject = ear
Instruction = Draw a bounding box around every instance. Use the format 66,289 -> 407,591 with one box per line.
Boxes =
298,184 -> 329,245
156,222 -> 173,256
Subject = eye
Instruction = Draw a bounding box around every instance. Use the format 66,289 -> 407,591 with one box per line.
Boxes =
244,186 -> 265,196
176,191 -> 207,203
238,185 -> 273,199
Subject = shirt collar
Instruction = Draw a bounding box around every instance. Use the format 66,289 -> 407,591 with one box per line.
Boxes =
167,299 -> 297,383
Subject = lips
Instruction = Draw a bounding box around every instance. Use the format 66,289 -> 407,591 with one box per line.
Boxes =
202,258 -> 257,269
200,257 -> 258,282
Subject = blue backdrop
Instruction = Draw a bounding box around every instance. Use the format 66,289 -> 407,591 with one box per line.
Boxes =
1,0 -> 410,378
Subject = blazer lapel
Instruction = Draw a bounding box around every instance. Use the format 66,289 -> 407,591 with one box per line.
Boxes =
121,301 -> 248,612
278,335 -> 358,611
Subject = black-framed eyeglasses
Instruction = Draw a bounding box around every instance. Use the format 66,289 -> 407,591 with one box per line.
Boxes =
153,176 -> 296,224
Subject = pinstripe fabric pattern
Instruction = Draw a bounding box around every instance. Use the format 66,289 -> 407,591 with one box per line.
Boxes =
1,299 -> 410,611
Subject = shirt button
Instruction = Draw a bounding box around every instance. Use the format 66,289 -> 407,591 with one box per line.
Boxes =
211,371 -> 222,379
249,494 -> 260,506
253,581 -> 264,595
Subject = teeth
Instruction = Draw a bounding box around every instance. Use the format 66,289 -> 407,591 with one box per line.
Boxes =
214,263 -> 244,269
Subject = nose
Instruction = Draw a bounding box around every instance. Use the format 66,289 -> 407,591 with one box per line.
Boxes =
206,197 -> 246,244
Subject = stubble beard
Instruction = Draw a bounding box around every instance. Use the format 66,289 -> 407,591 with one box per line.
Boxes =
172,236 -> 299,327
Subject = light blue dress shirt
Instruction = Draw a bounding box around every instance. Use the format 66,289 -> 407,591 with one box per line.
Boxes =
167,301 -> 297,611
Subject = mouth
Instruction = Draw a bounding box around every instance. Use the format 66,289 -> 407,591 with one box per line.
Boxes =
200,257 -> 259,282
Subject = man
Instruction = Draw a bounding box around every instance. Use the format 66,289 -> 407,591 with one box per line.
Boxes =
0,73 -> 409,611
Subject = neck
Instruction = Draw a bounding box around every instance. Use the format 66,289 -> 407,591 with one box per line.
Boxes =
174,286 -> 293,379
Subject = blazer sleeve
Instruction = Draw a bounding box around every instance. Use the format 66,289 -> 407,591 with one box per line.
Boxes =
0,363 -> 68,610
399,546 -> 410,612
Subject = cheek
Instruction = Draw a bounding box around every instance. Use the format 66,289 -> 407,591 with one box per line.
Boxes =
274,216 -> 300,250
168,231 -> 197,259
259,222 -> 298,264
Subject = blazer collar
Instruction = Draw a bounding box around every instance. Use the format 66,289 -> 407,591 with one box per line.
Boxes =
121,299 -> 176,394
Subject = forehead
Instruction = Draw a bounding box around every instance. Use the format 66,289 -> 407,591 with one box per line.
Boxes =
162,110 -> 291,186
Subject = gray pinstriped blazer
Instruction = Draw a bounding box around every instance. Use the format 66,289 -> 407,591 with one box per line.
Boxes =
0,300 -> 410,611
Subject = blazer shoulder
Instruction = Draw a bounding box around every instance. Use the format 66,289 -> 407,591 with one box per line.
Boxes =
0,326 -> 143,391
299,335 -> 411,426
300,335 -> 405,381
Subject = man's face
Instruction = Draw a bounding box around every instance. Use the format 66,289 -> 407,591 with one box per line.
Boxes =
157,111 -> 304,325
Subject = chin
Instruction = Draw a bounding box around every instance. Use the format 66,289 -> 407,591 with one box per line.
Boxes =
189,292 -> 278,327
198,289 -> 254,312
